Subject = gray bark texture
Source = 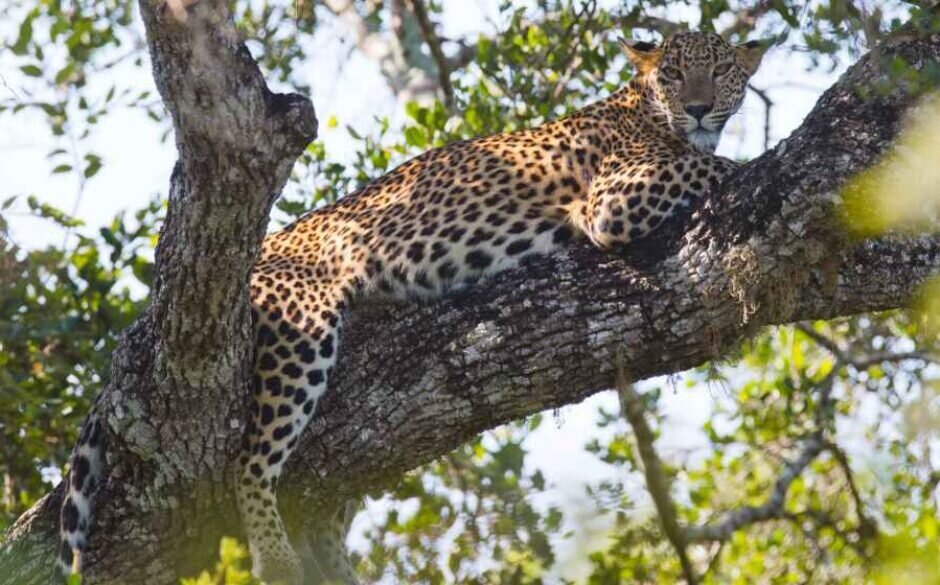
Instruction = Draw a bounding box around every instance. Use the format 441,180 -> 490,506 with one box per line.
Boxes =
1,4 -> 939,584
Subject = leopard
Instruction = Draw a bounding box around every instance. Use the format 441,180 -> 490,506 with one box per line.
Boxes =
58,31 -> 767,584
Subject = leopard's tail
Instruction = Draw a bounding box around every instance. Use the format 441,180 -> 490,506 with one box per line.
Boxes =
57,412 -> 105,579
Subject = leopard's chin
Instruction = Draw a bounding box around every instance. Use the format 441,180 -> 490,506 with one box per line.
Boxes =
686,129 -> 720,152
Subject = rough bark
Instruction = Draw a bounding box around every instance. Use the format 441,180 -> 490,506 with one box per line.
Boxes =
1,8 -> 939,585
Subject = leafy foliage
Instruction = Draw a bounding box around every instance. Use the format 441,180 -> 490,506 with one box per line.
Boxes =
0,199 -> 159,531
2,1 -> 939,583
359,421 -> 564,584
180,538 -> 259,585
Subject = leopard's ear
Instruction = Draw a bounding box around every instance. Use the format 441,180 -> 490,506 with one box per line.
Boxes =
735,38 -> 773,76
620,38 -> 662,75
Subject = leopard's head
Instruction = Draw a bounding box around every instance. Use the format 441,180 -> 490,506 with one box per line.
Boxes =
623,31 -> 770,152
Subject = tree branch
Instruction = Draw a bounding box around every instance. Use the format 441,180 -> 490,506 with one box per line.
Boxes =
617,12 -> 686,37
747,83 -> 773,151
617,374 -> 697,584
684,433 -> 827,543
284,31 -> 940,519
407,0 -> 455,109
719,0 -> 777,40
323,0 -> 441,104
682,362 -> 836,545
797,323 -> 934,370
826,440 -> 877,541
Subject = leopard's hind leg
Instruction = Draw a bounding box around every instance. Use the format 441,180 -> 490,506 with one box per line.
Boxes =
237,274 -> 350,584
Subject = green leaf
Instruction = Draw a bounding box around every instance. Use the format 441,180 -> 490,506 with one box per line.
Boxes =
20,65 -> 42,77
404,127 -> 426,148
12,13 -> 35,55
84,154 -> 102,178
38,103 -> 61,117
54,64 -> 76,85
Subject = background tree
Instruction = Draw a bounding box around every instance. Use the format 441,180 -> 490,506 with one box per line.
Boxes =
1,0 -> 939,583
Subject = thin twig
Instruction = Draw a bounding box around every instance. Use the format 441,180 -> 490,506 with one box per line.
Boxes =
747,83 -> 773,151
849,351 -> 929,369
445,39 -> 477,71
825,440 -> 877,540
408,0 -> 455,109
61,87 -> 87,251
549,0 -> 597,101
797,323 -> 932,369
796,323 -> 846,360
813,366 -> 839,431
0,71 -> 22,101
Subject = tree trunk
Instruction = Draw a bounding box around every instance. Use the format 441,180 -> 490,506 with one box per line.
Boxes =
0,0 -> 317,581
1,6 -> 939,584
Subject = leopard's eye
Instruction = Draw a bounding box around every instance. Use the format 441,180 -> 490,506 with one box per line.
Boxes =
713,62 -> 733,77
659,66 -> 683,82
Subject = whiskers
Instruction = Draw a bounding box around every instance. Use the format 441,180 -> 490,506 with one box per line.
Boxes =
648,99 -> 676,130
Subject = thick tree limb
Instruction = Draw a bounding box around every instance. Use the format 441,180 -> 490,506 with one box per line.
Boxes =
2,13 -> 940,585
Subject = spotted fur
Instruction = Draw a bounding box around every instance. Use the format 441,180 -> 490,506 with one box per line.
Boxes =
57,412 -> 104,576
58,31 -> 767,584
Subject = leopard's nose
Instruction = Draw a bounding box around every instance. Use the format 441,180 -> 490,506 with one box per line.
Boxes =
685,104 -> 713,121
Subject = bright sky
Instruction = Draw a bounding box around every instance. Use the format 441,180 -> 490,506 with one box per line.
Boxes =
0,1 -> 862,581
